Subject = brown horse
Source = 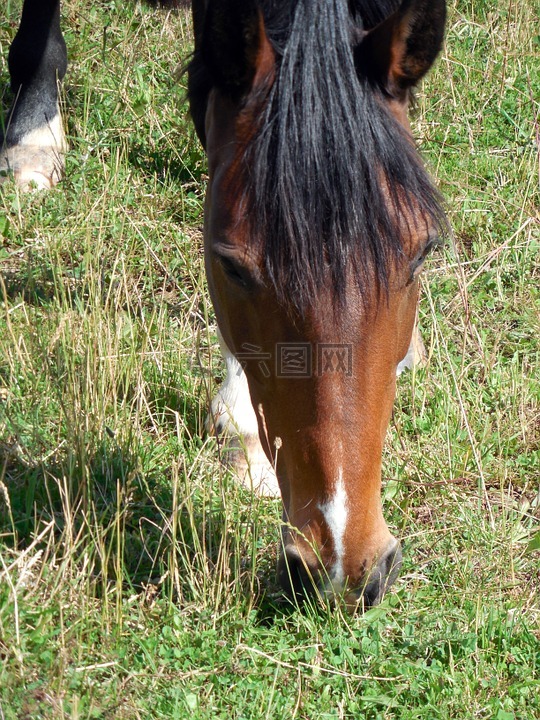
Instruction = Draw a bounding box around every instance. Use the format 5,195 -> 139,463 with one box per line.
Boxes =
1,0 -> 446,608
189,0 -> 447,607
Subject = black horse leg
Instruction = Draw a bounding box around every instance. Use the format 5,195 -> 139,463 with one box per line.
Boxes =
1,0 -> 67,189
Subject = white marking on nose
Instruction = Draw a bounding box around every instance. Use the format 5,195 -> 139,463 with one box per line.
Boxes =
318,468 -> 348,590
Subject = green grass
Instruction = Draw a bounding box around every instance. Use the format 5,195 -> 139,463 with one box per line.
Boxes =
1,0 -> 539,717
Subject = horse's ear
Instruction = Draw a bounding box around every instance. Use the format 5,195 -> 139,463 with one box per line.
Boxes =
201,0 -> 274,98
356,0 -> 446,101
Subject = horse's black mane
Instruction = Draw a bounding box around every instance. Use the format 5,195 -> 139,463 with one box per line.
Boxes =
191,0 -> 446,311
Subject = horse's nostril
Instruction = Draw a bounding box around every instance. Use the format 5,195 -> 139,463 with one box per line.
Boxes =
360,540 -> 403,608
277,545 -> 320,601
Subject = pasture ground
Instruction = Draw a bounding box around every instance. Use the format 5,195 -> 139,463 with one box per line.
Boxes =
0,0 -> 539,717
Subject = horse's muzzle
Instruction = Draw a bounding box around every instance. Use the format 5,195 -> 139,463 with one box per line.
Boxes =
356,539 -> 403,608
277,538 -> 402,610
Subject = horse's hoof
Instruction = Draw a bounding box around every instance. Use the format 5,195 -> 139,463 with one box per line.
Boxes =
206,394 -> 280,497
223,433 -> 281,498
0,144 -> 65,191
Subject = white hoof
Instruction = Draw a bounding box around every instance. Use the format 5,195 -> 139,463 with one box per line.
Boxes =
222,434 -> 281,498
0,145 -> 65,190
0,112 -> 66,190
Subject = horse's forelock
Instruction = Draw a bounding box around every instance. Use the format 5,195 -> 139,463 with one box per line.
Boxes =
194,0 -> 447,313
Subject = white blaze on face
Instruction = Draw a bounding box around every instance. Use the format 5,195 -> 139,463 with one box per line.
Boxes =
318,468 -> 348,590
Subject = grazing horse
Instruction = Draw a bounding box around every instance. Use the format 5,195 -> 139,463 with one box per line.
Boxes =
189,0 -> 446,607
1,0 -> 447,607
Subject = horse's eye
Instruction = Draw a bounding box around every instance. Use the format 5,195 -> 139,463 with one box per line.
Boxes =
409,237 -> 439,283
216,253 -> 254,289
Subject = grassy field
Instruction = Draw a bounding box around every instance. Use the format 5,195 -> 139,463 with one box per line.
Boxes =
0,0 -> 539,717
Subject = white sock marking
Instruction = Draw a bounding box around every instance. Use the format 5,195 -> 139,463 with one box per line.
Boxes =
318,468 -> 348,589
206,328 -> 259,437
18,110 -> 67,152
397,325 -> 426,376
206,330 -> 279,497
